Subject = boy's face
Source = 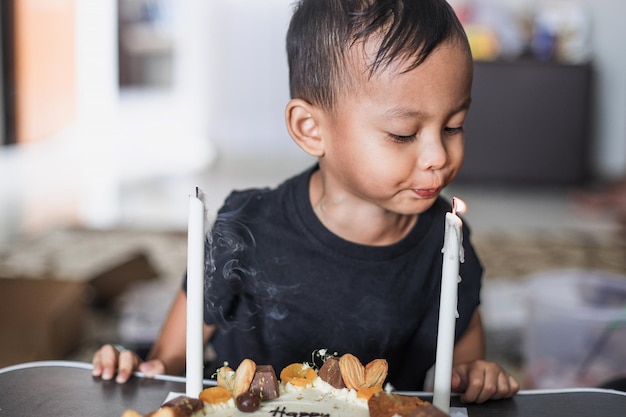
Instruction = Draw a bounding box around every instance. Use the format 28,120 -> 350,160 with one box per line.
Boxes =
317,40 -> 472,216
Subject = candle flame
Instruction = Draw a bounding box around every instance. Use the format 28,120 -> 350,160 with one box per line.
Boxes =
452,197 -> 466,215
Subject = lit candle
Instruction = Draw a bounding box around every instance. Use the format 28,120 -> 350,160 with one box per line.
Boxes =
186,186 -> 205,397
433,197 -> 466,413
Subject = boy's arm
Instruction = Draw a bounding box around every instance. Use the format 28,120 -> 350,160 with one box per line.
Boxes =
451,310 -> 519,403
452,309 -> 486,364
145,289 -> 216,374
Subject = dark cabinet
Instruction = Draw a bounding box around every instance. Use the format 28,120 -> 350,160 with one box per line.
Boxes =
458,60 -> 593,185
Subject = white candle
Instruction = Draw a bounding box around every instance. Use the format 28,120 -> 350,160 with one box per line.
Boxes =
186,186 -> 205,397
433,197 -> 466,413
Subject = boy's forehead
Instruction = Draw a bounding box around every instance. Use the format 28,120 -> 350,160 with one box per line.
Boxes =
331,39 -> 472,113
345,37 -> 470,84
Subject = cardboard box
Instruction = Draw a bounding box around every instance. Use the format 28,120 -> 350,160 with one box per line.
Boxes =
0,278 -> 86,368
0,229 -> 173,367
0,228 -> 160,306
88,251 -> 157,306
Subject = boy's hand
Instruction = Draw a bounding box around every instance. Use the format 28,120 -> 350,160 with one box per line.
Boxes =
451,360 -> 520,403
91,344 -> 166,384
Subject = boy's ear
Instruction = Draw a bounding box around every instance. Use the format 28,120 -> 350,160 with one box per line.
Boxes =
285,99 -> 325,157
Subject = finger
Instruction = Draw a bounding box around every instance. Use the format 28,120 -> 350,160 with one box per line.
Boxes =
507,374 -> 521,397
91,348 -> 103,376
489,371 -> 512,401
475,365 -> 519,403
461,361 -> 508,404
458,366 -> 483,403
459,366 -> 487,404
99,344 -> 120,381
476,365 -> 507,404
116,350 -> 140,384
488,370 -> 521,401
450,370 -> 461,392
450,365 -> 468,393
139,359 -> 166,377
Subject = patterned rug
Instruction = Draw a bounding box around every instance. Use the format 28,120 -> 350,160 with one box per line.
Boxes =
473,231 -> 626,281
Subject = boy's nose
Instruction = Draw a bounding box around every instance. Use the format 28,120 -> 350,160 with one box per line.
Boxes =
416,134 -> 447,171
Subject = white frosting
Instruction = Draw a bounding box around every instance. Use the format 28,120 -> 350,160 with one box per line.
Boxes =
199,377 -> 369,417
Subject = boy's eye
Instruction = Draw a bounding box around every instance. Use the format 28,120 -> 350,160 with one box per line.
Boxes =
444,126 -> 464,135
389,126 -> 464,143
389,133 -> 417,143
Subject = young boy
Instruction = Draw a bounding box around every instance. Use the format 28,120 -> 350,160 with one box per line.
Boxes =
93,0 -> 519,403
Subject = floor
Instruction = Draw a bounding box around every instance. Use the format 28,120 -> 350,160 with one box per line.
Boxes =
1,150 -> 624,389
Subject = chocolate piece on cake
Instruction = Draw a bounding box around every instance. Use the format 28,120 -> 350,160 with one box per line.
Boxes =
318,356 -> 346,389
368,392 -> 449,417
249,365 -> 280,400
236,391 -> 262,412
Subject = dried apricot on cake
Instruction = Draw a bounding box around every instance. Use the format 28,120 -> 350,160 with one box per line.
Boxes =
356,386 -> 383,400
280,363 -> 317,387
199,386 -> 233,405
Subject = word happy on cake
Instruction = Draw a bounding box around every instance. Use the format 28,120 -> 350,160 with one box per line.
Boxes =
269,407 -> 330,417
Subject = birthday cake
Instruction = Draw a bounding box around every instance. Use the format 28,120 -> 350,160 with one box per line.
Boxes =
121,351 -> 448,417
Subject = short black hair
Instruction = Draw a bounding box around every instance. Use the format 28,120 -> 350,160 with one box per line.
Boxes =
286,0 -> 469,110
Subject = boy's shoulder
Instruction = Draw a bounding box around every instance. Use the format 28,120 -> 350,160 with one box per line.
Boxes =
218,165 -> 315,215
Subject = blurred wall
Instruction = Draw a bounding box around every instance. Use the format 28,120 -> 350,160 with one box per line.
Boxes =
574,0 -> 626,179
204,1 -> 302,161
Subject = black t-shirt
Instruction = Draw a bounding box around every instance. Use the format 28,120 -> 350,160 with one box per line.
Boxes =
186,166 -> 482,390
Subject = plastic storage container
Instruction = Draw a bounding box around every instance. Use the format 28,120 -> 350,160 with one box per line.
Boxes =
523,269 -> 626,389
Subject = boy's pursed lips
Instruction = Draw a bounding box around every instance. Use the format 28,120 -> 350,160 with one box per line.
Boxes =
412,187 -> 440,198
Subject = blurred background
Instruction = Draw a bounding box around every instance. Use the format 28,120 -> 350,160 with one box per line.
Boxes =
1,0 -> 625,390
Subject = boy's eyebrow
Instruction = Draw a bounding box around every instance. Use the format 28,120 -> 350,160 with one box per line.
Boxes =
383,97 -> 472,119
383,106 -> 424,119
